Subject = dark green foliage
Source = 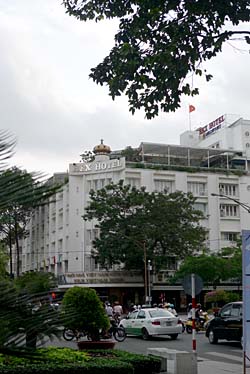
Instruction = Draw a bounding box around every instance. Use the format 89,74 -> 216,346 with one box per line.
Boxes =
63,0 -> 250,118
83,180 -> 206,271
15,272 -> 57,295
0,167 -> 62,210
104,350 -> 161,374
205,290 -> 240,305
172,245 -> 242,286
0,245 -> 8,280
61,287 -> 109,340
0,274 -> 62,350
0,347 -> 161,374
0,361 -> 133,374
0,167 -> 63,276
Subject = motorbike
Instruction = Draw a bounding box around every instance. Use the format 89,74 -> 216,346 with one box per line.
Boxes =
101,318 -> 126,342
63,319 -> 126,342
63,327 -> 87,341
185,312 -> 209,333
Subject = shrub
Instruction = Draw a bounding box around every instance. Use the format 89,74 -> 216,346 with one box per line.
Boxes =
205,290 -> 240,307
94,350 -> 161,374
61,287 -> 109,340
0,348 -> 133,374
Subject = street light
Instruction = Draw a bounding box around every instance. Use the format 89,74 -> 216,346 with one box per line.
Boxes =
211,192 -> 250,213
211,192 -> 250,374
148,260 -> 152,305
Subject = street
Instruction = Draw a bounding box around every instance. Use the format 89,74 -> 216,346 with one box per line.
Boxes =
43,330 -> 243,369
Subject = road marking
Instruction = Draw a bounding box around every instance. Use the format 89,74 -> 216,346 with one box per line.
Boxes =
204,352 -> 243,363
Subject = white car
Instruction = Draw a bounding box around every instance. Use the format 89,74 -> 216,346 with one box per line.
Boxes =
119,308 -> 182,340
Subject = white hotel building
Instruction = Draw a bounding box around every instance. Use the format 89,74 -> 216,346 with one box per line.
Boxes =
20,115 -> 250,307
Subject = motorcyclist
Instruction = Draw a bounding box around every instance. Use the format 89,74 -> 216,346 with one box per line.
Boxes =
195,303 -> 205,327
187,303 -> 192,319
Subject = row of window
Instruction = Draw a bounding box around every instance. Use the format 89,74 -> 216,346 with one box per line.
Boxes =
86,178 -> 239,198
86,227 -> 239,243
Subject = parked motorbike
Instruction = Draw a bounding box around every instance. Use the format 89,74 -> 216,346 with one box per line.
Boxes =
185,312 -> 209,333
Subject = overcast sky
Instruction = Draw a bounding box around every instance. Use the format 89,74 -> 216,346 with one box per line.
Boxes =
1,0 -> 250,176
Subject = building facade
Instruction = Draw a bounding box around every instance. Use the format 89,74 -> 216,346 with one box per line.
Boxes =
21,122 -> 250,307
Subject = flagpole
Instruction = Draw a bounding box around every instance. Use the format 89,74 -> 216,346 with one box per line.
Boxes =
188,104 -> 195,131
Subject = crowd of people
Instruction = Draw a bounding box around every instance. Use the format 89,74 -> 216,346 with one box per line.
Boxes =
104,299 -> 205,324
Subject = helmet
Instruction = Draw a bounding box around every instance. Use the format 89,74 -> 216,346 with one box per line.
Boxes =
170,304 -> 174,308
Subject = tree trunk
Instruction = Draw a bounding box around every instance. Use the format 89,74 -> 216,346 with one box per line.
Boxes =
14,215 -> 20,277
25,330 -> 38,349
8,229 -> 13,277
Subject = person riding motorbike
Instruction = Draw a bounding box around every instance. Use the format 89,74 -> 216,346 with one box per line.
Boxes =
195,303 -> 206,327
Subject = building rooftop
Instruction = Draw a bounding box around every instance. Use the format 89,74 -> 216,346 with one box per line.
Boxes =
111,142 -> 247,173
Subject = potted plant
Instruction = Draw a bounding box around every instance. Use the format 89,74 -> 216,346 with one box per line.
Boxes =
61,286 -> 114,349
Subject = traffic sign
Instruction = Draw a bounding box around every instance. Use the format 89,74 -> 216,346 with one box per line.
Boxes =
182,274 -> 203,296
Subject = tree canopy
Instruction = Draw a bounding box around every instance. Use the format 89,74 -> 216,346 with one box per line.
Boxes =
62,287 -> 109,340
14,271 -> 57,295
172,245 -> 242,286
0,167 -> 63,276
83,180 -> 206,271
63,0 -> 250,118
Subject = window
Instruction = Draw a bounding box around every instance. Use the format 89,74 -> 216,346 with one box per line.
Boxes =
187,182 -> 206,196
93,229 -> 99,239
93,180 -> 99,191
86,180 -> 92,193
219,183 -> 238,197
220,204 -> 239,217
154,179 -> 174,193
128,311 -> 138,319
99,179 -> 105,189
246,143 -> 250,148
211,142 -> 220,149
193,202 -> 207,215
231,304 -> 242,317
220,304 -> 232,317
86,230 -> 92,244
245,131 -> 250,137
137,310 -> 146,319
125,178 -> 141,188
221,232 -> 239,242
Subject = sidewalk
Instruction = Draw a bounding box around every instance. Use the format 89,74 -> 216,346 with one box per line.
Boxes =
198,358 -> 242,374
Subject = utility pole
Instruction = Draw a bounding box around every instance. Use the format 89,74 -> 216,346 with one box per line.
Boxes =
148,259 -> 152,305
211,192 -> 250,374
143,241 -> 148,304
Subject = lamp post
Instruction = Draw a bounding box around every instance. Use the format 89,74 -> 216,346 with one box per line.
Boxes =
211,193 -> 250,213
148,260 -> 152,305
211,192 -> 250,374
143,240 -> 148,304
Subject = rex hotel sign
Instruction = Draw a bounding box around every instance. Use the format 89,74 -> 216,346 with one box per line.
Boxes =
198,115 -> 225,138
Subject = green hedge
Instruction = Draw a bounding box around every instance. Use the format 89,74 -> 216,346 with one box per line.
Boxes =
0,360 -> 133,374
0,347 -> 161,374
86,350 -> 161,374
